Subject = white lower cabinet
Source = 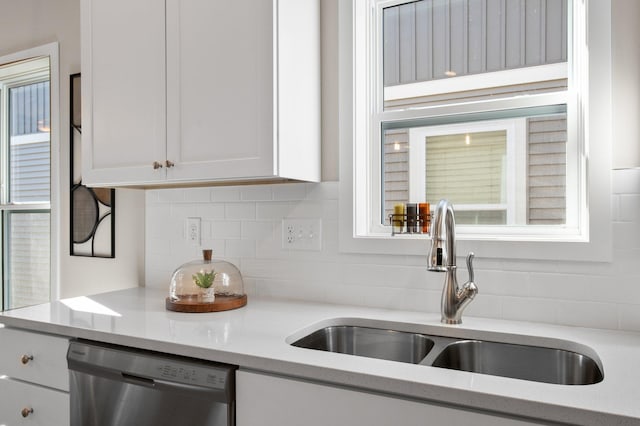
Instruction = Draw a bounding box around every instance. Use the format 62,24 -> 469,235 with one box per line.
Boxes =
0,327 -> 70,425
236,370 -> 546,426
0,377 -> 70,425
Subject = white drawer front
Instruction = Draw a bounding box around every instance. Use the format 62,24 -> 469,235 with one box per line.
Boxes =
0,327 -> 69,391
0,377 -> 69,426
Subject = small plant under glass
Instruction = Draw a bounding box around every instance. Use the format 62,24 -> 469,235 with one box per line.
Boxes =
167,249 -> 247,313
193,269 -> 218,302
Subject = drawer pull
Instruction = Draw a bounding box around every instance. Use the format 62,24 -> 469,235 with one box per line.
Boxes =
152,161 -> 163,170
20,354 -> 33,365
165,160 -> 175,168
21,407 -> 33,418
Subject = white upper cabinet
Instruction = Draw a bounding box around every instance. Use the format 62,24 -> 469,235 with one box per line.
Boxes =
81,0 -> 166,185
81,0 -> 320,187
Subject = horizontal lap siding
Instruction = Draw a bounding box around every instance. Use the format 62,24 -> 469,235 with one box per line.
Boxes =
9,141 -> 51,203
383,130 -> 410,221
528,115 -> 566,224
7,212 -> 50,309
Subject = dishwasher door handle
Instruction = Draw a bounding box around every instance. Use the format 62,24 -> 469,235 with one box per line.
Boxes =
119,372 -> 229,401
121,373 -> 156,388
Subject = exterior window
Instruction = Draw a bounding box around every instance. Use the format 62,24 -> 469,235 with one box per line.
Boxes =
0,57 -> 51,310
354,0 -> 584,239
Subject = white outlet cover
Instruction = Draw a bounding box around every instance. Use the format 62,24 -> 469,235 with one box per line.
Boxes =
281,218 -> 322,251
186,217 -> 201,246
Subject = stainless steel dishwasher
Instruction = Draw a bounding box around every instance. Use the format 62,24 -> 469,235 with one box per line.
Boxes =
67,340 -> 236,426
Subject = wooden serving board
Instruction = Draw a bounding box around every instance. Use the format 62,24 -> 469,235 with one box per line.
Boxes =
165,294 -> 247,313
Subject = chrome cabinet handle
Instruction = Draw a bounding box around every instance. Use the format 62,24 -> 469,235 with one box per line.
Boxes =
152,161 -> 163,170
165,160 -> 175,168
21,407 -> 33,418
20,354 -> 33,365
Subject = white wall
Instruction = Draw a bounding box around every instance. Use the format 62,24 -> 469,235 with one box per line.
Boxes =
0,0 -> 145,298
145,1 -> 640,332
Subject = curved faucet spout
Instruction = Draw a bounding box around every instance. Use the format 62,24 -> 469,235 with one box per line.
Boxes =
427,200 -> 478,324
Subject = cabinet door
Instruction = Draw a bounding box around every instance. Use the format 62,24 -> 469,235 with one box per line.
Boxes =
0,378 -> 69,426
237,371 -> 547,426
166,0 -> 276,182
81,0 -> 166,186
0,328 -> 69,391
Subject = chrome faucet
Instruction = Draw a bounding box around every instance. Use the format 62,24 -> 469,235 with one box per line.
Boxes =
427,199 -> 478,324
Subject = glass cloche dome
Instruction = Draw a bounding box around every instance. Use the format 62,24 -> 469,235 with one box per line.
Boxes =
168,250 -> 245,310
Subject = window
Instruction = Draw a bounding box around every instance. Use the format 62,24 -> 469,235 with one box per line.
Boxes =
341,0 -> 612,261
0,49 -> 56,311
375,0 -> 575,234
357,0 -> 582,236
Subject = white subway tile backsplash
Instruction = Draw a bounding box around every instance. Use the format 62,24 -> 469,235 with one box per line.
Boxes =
612,221 -> 640,250
256,202 -> 294,220
241,186 -> 273,201
305,181 -> 339,200
273,183 -> 307,201
183,187 -> 212,203
211,187 -> 241,202
618,304 -> 640,332
211,221 -> 242,239
501,297 -> 559,325
242,221 -> 273,240
556,301 -> 619,330
157,188 -> 186,203
225,203 -> 256,221
619,194 -> 640,222
146,171 -> 640,332
613,168 -> 640,194
225,240 -> 256,259
196,204 -> 226,219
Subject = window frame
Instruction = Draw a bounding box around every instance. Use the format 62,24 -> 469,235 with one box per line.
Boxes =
338,0 -> 613,261
0,43 -> 59,310
407,118 -> 526,226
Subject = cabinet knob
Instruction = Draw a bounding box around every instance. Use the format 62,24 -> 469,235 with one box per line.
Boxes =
165,160 -> 175,168
21,407 -> 33,418
20,354 -> 33,365
152,161 -> 163,170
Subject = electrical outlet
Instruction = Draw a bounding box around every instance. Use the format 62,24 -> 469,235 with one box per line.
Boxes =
282,218 -> 322,251
186,217 -> 201,246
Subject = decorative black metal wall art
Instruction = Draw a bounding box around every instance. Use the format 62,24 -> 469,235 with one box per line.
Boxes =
70,73 -> 115,257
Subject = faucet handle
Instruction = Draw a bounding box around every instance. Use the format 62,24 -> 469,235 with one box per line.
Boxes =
466,252 -> 475,283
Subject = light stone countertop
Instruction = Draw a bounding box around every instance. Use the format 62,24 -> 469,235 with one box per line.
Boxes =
1,287 -> 639,425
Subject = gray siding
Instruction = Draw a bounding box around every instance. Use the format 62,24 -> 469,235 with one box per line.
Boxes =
527,114 -> 566,224
10,81 -> 50,136
6,212 -> 50,310
383,130 -> 410,217
383,0 -> 568,86
10,141 -> 51,203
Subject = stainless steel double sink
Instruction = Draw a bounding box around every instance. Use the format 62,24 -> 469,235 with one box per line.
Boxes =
291,324 -> 604,385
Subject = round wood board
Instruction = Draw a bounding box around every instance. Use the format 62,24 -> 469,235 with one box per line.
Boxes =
165,294 -> 247,313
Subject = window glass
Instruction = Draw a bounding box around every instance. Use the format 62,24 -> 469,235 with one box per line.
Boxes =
382,107 -> 567,226
383,0 -> 568,87
0,55 -> 51,311
377,0 -> 571,231
4,211 -> 50,310
9,81 -> 51,204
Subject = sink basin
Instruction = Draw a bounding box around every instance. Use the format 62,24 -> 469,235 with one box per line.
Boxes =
291,325 -> 434,364
290,320 -> 604,385
432,340 -> 604,385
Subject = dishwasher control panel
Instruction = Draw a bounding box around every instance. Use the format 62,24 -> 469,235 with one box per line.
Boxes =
68,340 -> 235,391
155,361 -> 228,389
